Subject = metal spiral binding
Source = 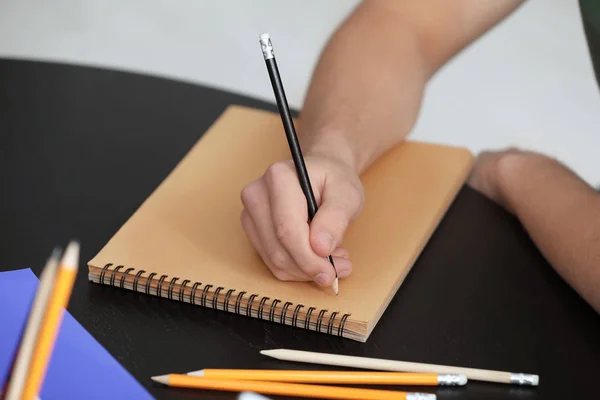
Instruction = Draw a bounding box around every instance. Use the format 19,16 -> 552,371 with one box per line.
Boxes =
235,291 -> 246,314
157,274 -> 167,297
246,294 -> 258,317
212,287 -> 224,309
167,277 -> 179,300
98,263 -> 351,337
145,273 -> 157,295
132,270 -> 146,292
190,282 -> 200,305
268,299 -> 281,322
201,284 -> 213,307
119,267 -> 134,288
316,309 -> 328,332
305,307 -> 316,330
257,297 -> 270,320
280,302 -> 292,324
224,289 -> 235,312
292,304 -> 304,327
178,280 -> 190,302
109,265 -> 123,286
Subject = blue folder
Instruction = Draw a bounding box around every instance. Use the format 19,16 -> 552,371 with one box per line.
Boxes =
0,268 -> 153,399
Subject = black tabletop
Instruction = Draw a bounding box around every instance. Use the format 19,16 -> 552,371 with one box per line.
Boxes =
1,58 -> 599,400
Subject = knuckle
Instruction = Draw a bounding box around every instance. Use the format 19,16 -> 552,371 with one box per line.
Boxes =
265,161 -> 292,185
268,250 -> 291,270
273,218 -> 294,244
347,183 -> 365,217
271,268 -> 292,281
240,181 -> 260,208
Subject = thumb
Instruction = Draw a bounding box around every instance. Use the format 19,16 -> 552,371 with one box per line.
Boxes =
309,180 -> 363,257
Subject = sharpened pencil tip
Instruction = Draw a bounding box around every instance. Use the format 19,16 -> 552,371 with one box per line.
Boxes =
151,375 -> 169,385
260,349 -> 279,359
332,278 -> 339,295
186,369 -> 204,377
49,247 -> 62,261
60,240 -> 79,269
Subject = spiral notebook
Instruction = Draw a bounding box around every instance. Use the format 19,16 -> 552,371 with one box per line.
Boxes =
87,105 -> 473,342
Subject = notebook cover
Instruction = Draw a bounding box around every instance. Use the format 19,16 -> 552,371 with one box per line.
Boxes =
88,105 -> 473,341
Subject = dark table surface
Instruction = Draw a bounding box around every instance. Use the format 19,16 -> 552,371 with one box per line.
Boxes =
1,58 -> 599,400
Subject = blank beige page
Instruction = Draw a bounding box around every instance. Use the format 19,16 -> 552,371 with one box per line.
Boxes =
88,105 -> 473,331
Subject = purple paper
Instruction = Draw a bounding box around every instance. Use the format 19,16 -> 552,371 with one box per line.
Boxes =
0,268 -> 153,399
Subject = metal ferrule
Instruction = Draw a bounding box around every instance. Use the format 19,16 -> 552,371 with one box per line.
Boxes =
406,393 -> 436,400
437,374 -> 465,386
510,373 -> 539,386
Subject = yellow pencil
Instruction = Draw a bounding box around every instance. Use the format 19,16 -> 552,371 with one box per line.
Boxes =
185,369 -> 466,386
151,374 -> 435,400
21,241 -> 79,400
3,248 -> 61,400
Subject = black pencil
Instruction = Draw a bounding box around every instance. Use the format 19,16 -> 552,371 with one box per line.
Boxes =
258,32 -> 339,295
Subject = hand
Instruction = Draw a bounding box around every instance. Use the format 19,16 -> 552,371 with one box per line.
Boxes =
240,154 -> 364,287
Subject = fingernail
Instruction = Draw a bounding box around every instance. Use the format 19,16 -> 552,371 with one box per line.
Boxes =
338,269 -> 351,279
315,273 -> 331,286
334,258 -> 352,278
317,232 -> 334,252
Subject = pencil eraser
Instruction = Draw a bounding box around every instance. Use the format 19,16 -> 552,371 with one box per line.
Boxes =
258,33 -> 274,59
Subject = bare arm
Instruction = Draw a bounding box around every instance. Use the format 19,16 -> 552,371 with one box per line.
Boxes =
300,0 -> 526,173
240,0 -> 528,287
470,150 -> 600,313
498,153 -> 600,312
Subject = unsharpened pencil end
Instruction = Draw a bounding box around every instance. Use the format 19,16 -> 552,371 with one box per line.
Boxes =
151,375 -> 169,385
332,277 -> 339,296
60,240 -> 80,269
259,33 -> 270,43
186,369 -> 204,377
406,393 -> 436,400
259,32 -> 274,60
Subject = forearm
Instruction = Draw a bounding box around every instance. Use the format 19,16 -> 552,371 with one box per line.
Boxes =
299,1 -> 428,173
299,0 -> 525,173
498,153 -> 600,312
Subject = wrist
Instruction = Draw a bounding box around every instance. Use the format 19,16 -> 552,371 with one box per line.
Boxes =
495,151 -> 547,214
302,128 -> 362,173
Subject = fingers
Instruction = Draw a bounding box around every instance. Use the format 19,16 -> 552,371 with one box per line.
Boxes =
241,180 -> 311,281
309,177 -> 364,258
264,162 -> 339,286
331,247 -> 352,278
240,209 -> 303,281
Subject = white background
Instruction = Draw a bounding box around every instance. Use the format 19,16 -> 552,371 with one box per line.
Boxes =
1,0 -> 599,185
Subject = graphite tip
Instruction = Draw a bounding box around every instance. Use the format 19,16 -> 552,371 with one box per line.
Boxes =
332,277 -> 339,296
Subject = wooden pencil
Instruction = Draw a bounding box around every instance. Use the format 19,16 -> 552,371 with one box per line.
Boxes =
152,374 -> 435,400
3,248 -> 61,400
21,241 -> 80,400
260,349 -> 539,386
258,32 -> 339,295
185,369 -> 466,386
